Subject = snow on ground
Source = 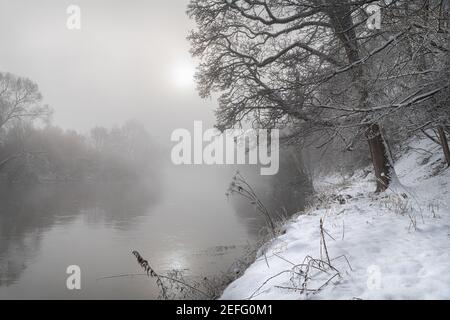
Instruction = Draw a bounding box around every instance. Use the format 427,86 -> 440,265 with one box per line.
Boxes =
222,138 -> 450,300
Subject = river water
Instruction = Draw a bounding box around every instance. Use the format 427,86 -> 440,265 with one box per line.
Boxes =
0,165 -> 260,299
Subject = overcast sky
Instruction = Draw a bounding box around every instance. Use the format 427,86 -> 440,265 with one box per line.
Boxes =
0,0 -> 217,140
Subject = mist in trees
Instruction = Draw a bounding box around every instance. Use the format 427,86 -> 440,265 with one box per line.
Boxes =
1,72 -> 162,185
0,0 -> 449,300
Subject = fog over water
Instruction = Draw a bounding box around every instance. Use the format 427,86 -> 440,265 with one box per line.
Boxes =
0,0 -> 213,134
0,166 -> 257,299
0,0 -> 270,299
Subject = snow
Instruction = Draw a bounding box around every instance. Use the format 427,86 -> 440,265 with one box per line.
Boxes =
221,138 -> 450,300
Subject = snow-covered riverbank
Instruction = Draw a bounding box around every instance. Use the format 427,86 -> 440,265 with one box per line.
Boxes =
222,137 -> 450,300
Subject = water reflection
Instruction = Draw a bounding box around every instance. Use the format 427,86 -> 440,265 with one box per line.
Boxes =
0,165 -> 257,299
0,180 -> 160,287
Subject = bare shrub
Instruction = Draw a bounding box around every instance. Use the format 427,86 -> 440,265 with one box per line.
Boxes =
227,171 -> 276,235
131,250 -> 210,300
379,193 -> 412,216
246,220 -> 352,299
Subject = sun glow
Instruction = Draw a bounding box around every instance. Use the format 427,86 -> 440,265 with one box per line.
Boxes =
170,61 -> 196,88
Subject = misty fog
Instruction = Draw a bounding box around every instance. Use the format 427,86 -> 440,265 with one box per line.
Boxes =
3,0 -> 445,302
0,0 -> 312,299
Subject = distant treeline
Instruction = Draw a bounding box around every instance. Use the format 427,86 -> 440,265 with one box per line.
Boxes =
0,121 -> 160,184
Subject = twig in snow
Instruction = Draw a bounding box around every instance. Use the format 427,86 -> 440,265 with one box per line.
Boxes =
342,220 -> 345,240
320,218 -> 331,266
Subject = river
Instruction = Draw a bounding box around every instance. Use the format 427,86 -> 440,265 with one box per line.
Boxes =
0,165 -> 260,299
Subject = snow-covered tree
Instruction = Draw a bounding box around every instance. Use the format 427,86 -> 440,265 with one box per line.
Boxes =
188,0 -> 449,191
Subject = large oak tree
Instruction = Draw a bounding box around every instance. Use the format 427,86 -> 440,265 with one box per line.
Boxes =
188,0 -> 449,192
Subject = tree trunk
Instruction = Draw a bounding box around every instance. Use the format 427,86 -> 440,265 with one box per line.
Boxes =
325,0 -> 395,193
366,124 -> 392,193
438,126 -> 450,167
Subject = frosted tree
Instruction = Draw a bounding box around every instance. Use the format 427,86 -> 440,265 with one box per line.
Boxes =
0,72 -> 50,171
188,0 -> 449,191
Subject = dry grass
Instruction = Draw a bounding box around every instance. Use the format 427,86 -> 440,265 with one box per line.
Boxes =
131,250 -> 211,300
226,171 -> 277,235
246,219 -> 352,300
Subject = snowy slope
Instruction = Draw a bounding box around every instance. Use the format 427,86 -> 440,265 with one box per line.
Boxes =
221,138 -> 450,300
